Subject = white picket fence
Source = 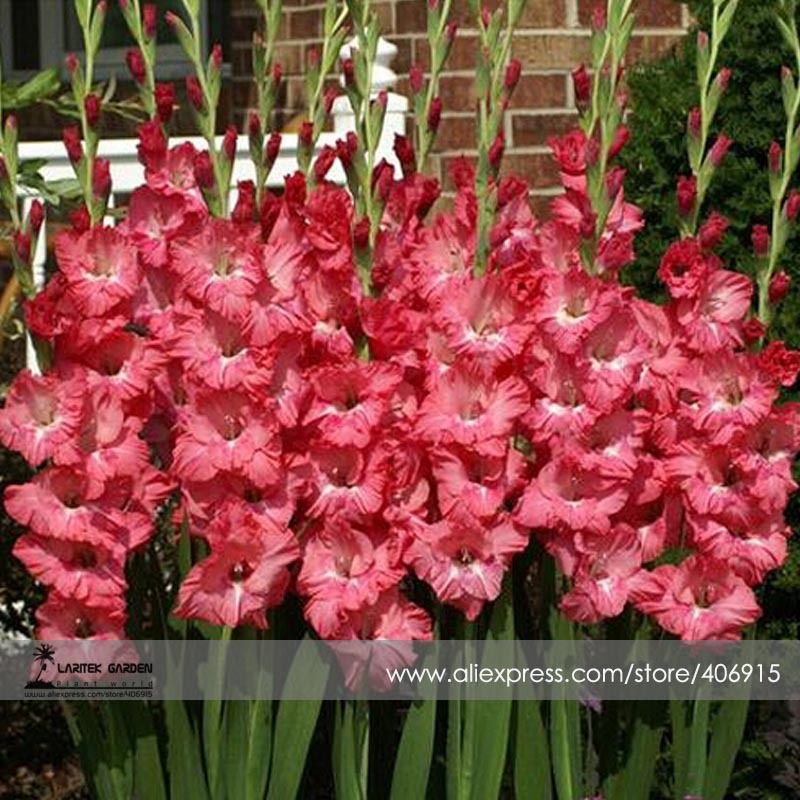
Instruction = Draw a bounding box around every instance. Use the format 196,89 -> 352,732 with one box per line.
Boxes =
15,38 -> 407,372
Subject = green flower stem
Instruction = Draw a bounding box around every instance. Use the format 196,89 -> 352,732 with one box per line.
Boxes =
759,0 -> 800,323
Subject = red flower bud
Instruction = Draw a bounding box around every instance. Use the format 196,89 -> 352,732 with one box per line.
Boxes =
372,159 -> 394,202
307,48 -> 320,69
342,58 -> 355,86
299,120 -> 313,149
751,224 -> 770,257
769,141 -> 782,175
445,22 -> 457,42
84,94 -> 102,128
697,31 -> 709,51
193,151 -> 215,189
427,97 -> 443,132
572,65 -> 591,108
126,48 -> 146,84
676,175 -> 697,217
488,133 -> 504,170
265,132 -> 281,166
324,86 -> 338,115
248,110 -> 261,140
504,59 -> 522,92
336,136 -> 355,170
769,271 -> 791,304
605,166 -> 624,199
698,211 -> 729,251
709,135 -> 732,167
787,189 -> 800,221
284,172 -> 306,210
232,179 -> 255,224
186,76 -> 204,111
143,3 -> 157,38
743,317 -> 767,344
222,125 -> 237,161
4,114 -> 16,135
272,62 -> 283,87
65,53 -> 80,75
154,82 -> 175,123
716,67 -> 731,92
409,64 -> 424,95
210,44 -> 223,70
394,134 -> 416,177
481,8 -> 491,27
608,125 -> 629,160
137,119 -> 167,168
313,145 -> 337,183
69,205 -> 91,233
92,157 -> 111,199
592,5 -> 606,31
687,107 -> 701,139
260,190 -> 280,239
63,126 -> 83,163
28,199 -> 44,235
353,217 -> 370,249
13,231 -> 31,263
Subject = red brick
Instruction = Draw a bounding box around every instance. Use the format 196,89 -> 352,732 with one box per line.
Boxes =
530,193 -> 557,218
395,0 -> 427,34
433,115 -> 478,151
508,74 -> 568,109
289,8 -> 321,39
500,153 -> 560,189
577,0 -> 683,28
415,34 -> 481,71
518,1 -> 567,28
511,111 -> 578,147
512,35 -> 591,70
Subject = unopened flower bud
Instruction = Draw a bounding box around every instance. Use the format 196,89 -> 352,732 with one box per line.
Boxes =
232,179 -> 255,224
427,97 -> 442,132
409,64 -> 424,95
222,125 -> 237,160
716,67 -> 731,92
676,175 -> 697,217
787,189 -> 800,221
272,62 -> 283,87
210,44 -> 223,70
769,271 -> 791,304
63,126 -> 83,163
84,94 -> 101,128
143,3 -> 157,38
13,231 -> 31,263
65,53 -> 79,75
248,110 -> 261,140
299,120 -> 313,149
313,145 -> 337,183
751,224 -> 770,257
92,157 -> 111,199
307,48 -> 320,69
504,59 -> 522,92
126,48 -> 146,84
481,8 -> 491,27
28,199 -> 44,235
353,217 -> 370,249
697,31 -> 709,52
488,133 -> 504,170
265,132 -> 281,167
155,82 -> 175,123
608,125 -> 629,160
324,87 -> 338,115
445,22 -> 457,42
186,76 -> 204,111
592,5 -> 606,31
709,135 -> 732,167
69,205 -> 91,232
769,141 -> 782,175
193,151 -> 215,189
394,134 -> 416,177
342,58 -> 355,86
572,65 -> 591,108
687,107 -> 701,139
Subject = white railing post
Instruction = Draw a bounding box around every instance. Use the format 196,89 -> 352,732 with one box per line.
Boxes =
331,37 -> 408,170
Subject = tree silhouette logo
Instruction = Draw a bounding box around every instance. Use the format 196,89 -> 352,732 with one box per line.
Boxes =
26,643 -> 56,688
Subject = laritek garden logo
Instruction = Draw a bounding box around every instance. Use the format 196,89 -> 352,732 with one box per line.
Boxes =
22,643 -> 155,699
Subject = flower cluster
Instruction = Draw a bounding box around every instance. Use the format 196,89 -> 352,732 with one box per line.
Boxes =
2,116 -> 798,643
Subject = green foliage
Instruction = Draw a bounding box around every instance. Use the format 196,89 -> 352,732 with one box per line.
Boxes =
621,0 -> 800,348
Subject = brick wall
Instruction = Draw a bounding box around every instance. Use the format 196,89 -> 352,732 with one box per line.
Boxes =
230,0 -> 689,207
